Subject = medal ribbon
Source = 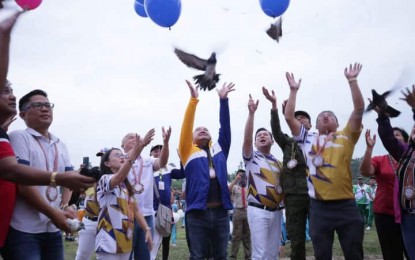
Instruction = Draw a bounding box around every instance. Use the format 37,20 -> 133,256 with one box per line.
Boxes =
315,132 -> 334,158
290,143 -> 297,160
34,136 -> 59,203
399,151 -> 415,209
133,157 -> 144,185
34,137 -> 58,172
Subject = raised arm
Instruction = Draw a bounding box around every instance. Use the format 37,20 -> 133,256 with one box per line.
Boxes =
263,86 -> 289,149
153,126 -> 171,171
242,94 -> 258,158
344,63 -> 365,132
359,129 -> 376,177
284,72 -> 302,136
217,82 -> 235,158
178,80 -> 198,165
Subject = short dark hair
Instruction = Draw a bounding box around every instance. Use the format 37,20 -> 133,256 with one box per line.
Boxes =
294,110 -> 311,121
19,89 -> 48,111
255,127 -> 273,140
393,127 -> 409,143
236,169 -> 245,174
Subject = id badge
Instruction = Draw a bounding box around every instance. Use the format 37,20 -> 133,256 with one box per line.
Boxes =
159,181 -> 165,190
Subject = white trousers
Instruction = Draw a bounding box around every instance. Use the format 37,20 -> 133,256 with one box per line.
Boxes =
149,227 -> 163,260
96,252 -> 130,260
247,205 -> 282,260
75,217 -> 98,260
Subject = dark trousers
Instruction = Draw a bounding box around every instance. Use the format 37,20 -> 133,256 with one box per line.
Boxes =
1,227 -> 63,260
285,194 -> 309,260
310,199 -> 364,260
374,213 -> 406,260
186,208 -> 229,260
162,235 -> 171,260
357,203 -> 369,226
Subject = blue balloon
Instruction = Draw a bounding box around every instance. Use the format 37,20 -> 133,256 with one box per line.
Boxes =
136,0 -> 144,4
134,0 -> 147,18
260,0 -> 290,18
144,0 -> 181,28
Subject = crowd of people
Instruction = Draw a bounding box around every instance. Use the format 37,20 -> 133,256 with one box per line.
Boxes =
1,6 -> 415,260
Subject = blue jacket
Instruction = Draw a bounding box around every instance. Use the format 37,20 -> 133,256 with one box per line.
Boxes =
178,98 -> 232,212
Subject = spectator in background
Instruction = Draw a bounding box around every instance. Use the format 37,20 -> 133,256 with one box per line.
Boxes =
228,169 -> 251,260
353,176 -> 371,227
366,177 -> 377,231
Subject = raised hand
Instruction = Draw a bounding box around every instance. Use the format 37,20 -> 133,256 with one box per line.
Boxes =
247,94 -> 259,114
142,129 -> 156,147
162,126 -> 172,144
286,72 -> 302,91
365,129 -> 376,148
217,82 -> 235,99
186,80 -> 198,99
262,86 -> 277,106
400,84 -> 415,109
344,63 -> 362,80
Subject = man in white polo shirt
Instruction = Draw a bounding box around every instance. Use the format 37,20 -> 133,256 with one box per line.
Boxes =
122,127 -> 170,260
2,89 -> 77,260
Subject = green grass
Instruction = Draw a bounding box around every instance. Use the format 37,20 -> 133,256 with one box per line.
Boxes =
62,225 -> 382,260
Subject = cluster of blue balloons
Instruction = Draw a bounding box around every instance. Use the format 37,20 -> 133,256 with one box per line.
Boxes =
259,0 -> 290,18
134,0 -> 181,28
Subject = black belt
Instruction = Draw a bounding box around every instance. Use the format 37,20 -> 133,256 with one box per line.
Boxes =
403,208 -> 415,215
248,202 -> 283,212
84,215 -> 98,221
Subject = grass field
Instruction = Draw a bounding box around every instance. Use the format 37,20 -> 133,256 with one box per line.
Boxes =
62,224 -> 383,260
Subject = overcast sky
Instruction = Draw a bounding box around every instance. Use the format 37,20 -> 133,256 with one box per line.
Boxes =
5,0 -> 415,171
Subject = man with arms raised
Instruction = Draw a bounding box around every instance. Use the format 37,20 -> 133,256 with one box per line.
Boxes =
178,80 -> 235,259
243,94 -> 284,260
284,64 -> 365,259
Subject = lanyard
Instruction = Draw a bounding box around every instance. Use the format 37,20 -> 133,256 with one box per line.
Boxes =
132,157 -> 144,185
34,137 -> 58,172
315,132 -> 334,156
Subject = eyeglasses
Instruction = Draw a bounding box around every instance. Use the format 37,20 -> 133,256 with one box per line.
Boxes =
24,102 -> 54,111
110,153 -> 128,159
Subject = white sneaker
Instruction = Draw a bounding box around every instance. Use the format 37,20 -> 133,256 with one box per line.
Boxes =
366,226 -> 371,231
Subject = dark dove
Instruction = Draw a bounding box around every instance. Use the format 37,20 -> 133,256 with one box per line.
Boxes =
266,17 -> 282,42
365,89 -> 401,117
174,48 -> 220,91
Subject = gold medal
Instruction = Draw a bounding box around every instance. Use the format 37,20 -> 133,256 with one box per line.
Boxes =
134,183 -> 144,194
287,159 -> 297,169
46,186 -> 58,202
404,186 -> 415,200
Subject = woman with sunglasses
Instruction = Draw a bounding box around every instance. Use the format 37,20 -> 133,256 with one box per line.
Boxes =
95,130 -> 154,260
